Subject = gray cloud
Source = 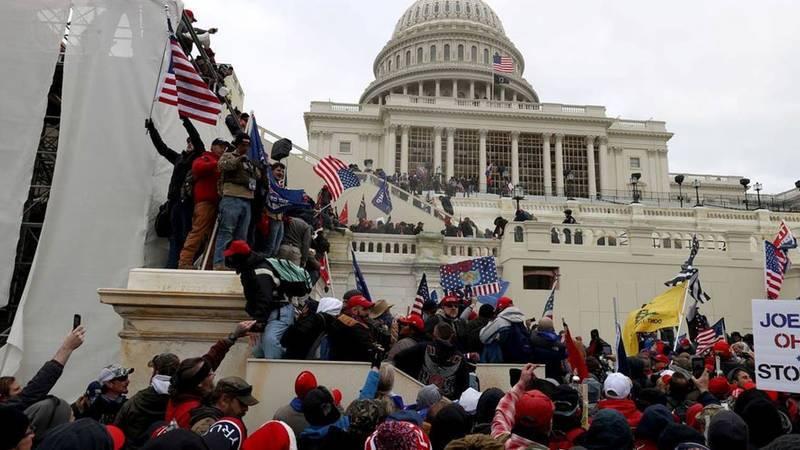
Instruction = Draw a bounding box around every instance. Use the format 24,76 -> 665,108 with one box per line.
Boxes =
188,0 -> 800,193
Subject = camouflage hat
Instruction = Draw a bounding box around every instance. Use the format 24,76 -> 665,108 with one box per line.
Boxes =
215,377 -> 259,406
345,399 -> 384,433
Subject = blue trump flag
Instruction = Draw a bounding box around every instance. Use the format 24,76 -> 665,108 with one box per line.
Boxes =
351,249 -> 372,301
477,279 -> 510,306
247,114 -> 266,165
372,175 -> 393,215
266,172 -> 310,214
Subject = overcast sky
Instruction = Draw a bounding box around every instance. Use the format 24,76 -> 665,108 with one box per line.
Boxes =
186,0 -> 800,194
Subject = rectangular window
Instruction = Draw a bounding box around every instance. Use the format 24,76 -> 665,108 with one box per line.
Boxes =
486,131 -> 511,194
338,141 -> 351,154
562,135 -> 589,198
453,129 -> 479,183
408,127 -> 434,174
630,157 -> 641,169
518,133 -> 544,195
523,266 -> 559,290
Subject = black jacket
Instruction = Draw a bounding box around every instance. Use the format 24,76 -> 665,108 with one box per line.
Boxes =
2,359 -> 63,411
146,117 -> 204,201
328,314 -> 375,362
232,252 -> 286,322
282,312 -> 334,359
114,386 -> 168,448
460,316 -> 490,353
530,330 -> 567,379
393,340 -> 470,400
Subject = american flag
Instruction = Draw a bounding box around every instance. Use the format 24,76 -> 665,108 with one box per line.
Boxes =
695,318 -> 726,355
773,220 -> 798,251
542,286 -> 555,319
492,54 -> 514,73
439,256 -> 500,297
158,37 -> 221,126
411,273 -> 430,316
765,240 -> 788,299
313,156 -> 361,200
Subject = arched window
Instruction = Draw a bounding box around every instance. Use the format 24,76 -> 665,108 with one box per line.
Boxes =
387,59 -> 392,71
466,3 -> 471,14
417,47 -> 423,63
457,44 -> 464,61
405,50 -> 411,66
434,3 -> 439,13
430,45 -> 436,62
483,48 -> 489,64
424,4 -> 429,16
415,6 -> 420,20
395,54 -> 400,69
471,45 -> 477,62
444,44 -> 450,61
456,1 -> 461,12
445,1 -> 450,13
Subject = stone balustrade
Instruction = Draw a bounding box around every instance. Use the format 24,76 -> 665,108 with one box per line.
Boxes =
384,94 -> 608,117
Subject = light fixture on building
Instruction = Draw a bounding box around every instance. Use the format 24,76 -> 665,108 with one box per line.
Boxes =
739,178 -> 750,210
692,179 -> 702,207
795,180 -> 800,191
630,173 -> 642,204
754,182 -> 763,209
512,184 -> 525,210
674,174 -> 685,208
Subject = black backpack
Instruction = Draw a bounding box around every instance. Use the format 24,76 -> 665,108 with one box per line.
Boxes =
154,201 -> 172,238
501,323 -> 534,364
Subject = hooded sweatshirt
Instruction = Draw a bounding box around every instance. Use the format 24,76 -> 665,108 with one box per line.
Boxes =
479,307 -> 526,344
597,397 -> 642,428
317,297 -> 342,316
115,383 -> 170,447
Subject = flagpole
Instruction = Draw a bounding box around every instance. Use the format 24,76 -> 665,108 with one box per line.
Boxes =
673,283 -> 691,351
148,4 -> 172,122
612,296 -> 620,372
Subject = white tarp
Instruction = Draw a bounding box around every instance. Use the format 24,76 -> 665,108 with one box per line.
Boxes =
752,299 -> 800,393
0,0 -> 235,398
0,2 -> 71,306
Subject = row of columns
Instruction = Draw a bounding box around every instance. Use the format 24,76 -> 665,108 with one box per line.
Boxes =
379,79 -> 521,103
384,126 -> 607,197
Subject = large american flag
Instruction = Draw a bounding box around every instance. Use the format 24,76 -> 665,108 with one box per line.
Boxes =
411,273 -> 430,316
542,287 -> 555,319
765,240 -> 788,299
313,156 -> 361,200
439,256 -> 500,297
492,54 -> 514,73
695,318 -> 726,355
158,37 -> 222,126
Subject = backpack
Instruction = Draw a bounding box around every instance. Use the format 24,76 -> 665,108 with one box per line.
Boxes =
501,323 -> 534,364
264,257 -> 312,298
154,201 -> 172,238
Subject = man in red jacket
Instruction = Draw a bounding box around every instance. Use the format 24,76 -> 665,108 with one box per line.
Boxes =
597,372 -> 642,428
178,138 -> 229,269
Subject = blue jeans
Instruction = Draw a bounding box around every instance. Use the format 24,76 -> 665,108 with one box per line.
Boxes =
213,196 -> 251,265
252,303 -> 295,359
167,199 -> 193,269
264,219 -> 284,257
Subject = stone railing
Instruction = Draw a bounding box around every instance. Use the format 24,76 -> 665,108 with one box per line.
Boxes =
384,94 -> 607,117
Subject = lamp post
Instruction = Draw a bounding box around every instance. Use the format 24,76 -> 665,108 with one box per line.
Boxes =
739,178 -> 750,210
674,174 -> 685,208
565,169 -> 575,200
693,179 -> 701,207
512,184 -> 525,211
754,182 -> 763,209
630,173 -> 642,203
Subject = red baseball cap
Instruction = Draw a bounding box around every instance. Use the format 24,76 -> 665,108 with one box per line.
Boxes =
346,294 -> 374,310
496,296 -> 513,312
713,340 -> 730,354
654,354 -> 669,365
223,240 -> 252,257
184,9 -> 197,22
106,425 -> 125,450
440,294 -> 459,306
243,420 -> 296,450
398,314 -> 425,332
295,371 -> 318,399
331,388 -> 343,406
514,390 -> 554,432
708,376 -> 731,398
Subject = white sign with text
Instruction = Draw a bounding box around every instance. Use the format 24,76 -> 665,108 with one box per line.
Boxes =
752,299 -> 800,393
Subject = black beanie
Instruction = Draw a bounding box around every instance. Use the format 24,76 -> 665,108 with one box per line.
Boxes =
740,397 -> 784,447
302,386 -> 341,426
657,423 -> 705,450
0,405 -> 29,450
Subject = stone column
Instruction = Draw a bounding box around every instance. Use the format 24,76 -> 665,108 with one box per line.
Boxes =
485,83 -> 491,99
598,136 -> 608,195
542,133 -> 552,196
402,85 -> 408,95
500,87 -> 505,101
446,128 -> 455,179
309,131 -> 321,155
469,81 -> 475,99
433,126 -> 443,175
586,135 -> 597,199
511,131 -> 520,186
435,80 -> 441,97
479,129 -> 488,192
384,125 -> 397,174
400,125 -> 410,173
512,92 -> 517,102
418,81 -> 423,96
452,79 -> 458,97
555,133 -> 564,196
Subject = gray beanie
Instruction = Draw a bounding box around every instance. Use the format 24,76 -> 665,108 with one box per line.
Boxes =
416,384 -> 442,409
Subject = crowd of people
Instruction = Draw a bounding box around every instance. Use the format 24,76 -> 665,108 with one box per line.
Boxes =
2,286 -> 796,450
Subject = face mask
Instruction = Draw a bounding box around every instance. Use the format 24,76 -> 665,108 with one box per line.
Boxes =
151,374 -> 172,395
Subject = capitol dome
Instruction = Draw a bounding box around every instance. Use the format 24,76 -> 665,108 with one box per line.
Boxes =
360,0 -> 538,104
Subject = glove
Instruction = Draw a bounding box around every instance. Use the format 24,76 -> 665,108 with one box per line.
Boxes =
145,118 -> 153,129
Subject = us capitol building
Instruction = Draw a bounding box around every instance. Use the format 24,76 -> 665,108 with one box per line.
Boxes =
295,0 -> 800,337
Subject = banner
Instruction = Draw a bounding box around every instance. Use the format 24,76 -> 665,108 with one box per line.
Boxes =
752,299 -> 800,393
622,284 -> 686,355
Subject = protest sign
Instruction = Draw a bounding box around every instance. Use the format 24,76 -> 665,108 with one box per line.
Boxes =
752,299 -> 800,393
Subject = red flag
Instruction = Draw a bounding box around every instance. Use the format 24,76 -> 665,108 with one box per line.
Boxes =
319,253 -> 331,287
563,321 -> 589,381
339,202 -> 349,225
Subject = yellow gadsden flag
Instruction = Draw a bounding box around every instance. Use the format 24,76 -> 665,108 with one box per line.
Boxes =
622,284 -> 687,355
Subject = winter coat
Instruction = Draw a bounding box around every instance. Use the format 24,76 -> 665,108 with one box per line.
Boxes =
282,312 -> 334,360
274,398 -> 309,438
218,152 -> 259,199
393,340 -> 470,401
77,394 -> 126,424
328,313 -> 375,362
146,117 -> 204,201
530,330 -> 567,379
114,386 -> 168,448
235,252 -> 287,323
1,359 -> 63,411
460,316 -> 490,354
597,398 -> 642,428
491,383 -> 549,450
191,151 -> 221,203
